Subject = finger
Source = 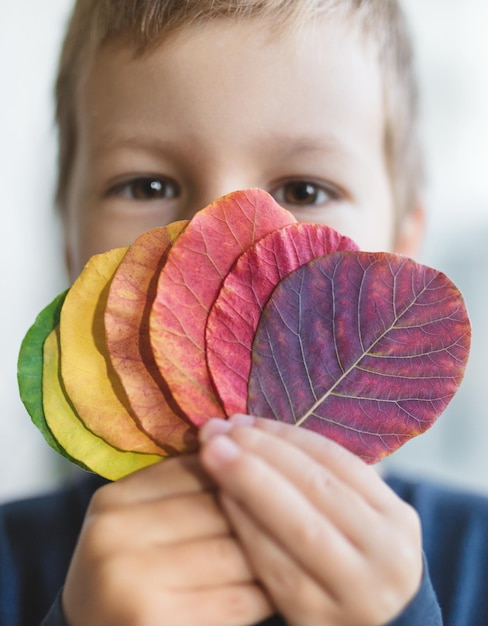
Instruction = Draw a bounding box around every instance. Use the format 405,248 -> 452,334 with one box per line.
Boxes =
90,453 -> 215,510
160,585 -> 274,626
221,494 -> 334,625
83,491 -> 231,554
200,433 -> 360,598
76,559 -> 273,626
221,493 -> 420,626
202,423 -> 385,553
201,431 -> 422,620
202,416 -> 398,513
244,417 -> 410,520
138,536 -> 254,589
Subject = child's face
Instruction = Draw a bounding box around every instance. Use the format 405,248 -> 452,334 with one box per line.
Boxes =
64,17 -> 422,278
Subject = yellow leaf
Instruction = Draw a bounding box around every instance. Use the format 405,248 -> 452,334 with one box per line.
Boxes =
60,248 -> 165,454
43,328 -> 164,480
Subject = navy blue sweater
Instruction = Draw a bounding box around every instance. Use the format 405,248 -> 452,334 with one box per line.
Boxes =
1,473 -> 487,625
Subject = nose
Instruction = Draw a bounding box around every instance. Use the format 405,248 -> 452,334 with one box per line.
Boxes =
175,173 -> 260,222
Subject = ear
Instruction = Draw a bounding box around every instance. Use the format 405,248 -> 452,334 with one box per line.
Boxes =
393,202 -> 425,258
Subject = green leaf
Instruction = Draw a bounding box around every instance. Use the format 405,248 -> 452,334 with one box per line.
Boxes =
43,327 -> 164,479
17,291 -> 81,463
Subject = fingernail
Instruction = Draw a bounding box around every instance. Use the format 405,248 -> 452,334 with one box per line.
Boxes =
199,418 -> 234,443
205,435 -> 241,465
229,413 -> 255,426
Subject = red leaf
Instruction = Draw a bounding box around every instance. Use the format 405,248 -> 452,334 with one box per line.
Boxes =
248,252 -> 471,463
206,223 -> 358,414
104,223 -> 198,454
150,189 -> 296,424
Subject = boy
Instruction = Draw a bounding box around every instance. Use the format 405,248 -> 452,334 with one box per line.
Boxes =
1,1 -> 488,624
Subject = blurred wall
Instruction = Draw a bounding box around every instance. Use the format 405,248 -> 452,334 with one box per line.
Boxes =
0,1 -> 487,503
380,0 -> 488,492
0,1 -> 75,503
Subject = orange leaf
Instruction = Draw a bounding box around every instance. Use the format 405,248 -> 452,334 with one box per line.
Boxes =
105,223 -> 198,453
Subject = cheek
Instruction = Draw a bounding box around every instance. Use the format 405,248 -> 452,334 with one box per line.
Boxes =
64,186 -> 118,280
312,206 -> 395,253
64,208 -> 93,281
352,199 -> 396,253
353,214 -> 396,252
64,210 -> 129,279
64,152 -> 97,279
392,205 -> 424,258
64,202 -> 178,280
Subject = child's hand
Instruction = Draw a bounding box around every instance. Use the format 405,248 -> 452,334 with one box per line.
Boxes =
62,454 -> 273,626
200,416 -> 423,626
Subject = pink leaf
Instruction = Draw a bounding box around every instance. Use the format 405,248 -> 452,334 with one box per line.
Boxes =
206,222 -> 358,414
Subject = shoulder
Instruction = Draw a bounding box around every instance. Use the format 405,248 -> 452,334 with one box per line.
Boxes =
386,473 -> 488,539
1,471 -> 106,525
0,472 -> 106,626
386,474 -> 488,625
0,472 -> 107,559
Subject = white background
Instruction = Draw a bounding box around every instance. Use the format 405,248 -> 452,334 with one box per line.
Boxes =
1,1 -> 487,503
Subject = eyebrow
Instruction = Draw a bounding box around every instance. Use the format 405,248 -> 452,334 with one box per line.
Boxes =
253,130 -> 363,169
94,130 -> 354,157
92,131 -> 174,154
277,135 -> 354,158
88,112 -> 364,171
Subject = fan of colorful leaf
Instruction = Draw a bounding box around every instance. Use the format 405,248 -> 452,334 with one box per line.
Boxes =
18,189 -> 471,480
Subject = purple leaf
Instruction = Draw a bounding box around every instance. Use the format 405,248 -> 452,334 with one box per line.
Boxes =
248,251 -> 471,463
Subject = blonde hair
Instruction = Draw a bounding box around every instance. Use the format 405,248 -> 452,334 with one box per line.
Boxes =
55,0 -> 422,220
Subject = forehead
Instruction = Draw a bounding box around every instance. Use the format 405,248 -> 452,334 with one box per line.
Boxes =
78,16 -> 384,157
66,16 -> 396,275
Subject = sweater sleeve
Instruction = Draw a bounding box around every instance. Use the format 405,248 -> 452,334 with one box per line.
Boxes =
4,473 -> 488,626
0,473 -> 107,626
39,569 -> 441,626
41,589 -> 68,626
386,474 -> 488,626
253,555 -> 443,626
386,555 -> 442,626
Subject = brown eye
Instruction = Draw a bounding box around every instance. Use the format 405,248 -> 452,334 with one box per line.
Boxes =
283,181 -> 321,205
271,180 -> 335,208
112,177 -> 180,200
